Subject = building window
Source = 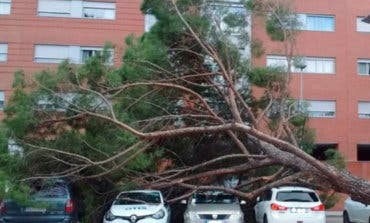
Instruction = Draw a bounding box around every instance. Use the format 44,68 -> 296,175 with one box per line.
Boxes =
83,2 -> 115,20
80,47 -> 113,64
37,0 -> 71,17
266,55 -> 288,70
35,44 -> 114,64
358,102 -> 370,118
0,91 -> 4,110
145,14 -> 157,32
358,144 -> 370,161
357,17 -> 370,32
312,144 -> 338,160
0,44 -> 7,62
0,0 -> 11,15
306,100 -> 336,118
38,0 -> 115,20
298,14 -> 335,32
34,45 -> 71,63
266,55 -> 335,74
358,59 -> 370,75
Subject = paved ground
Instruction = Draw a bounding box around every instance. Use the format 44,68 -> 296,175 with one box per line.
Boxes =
327,215 -> 343,223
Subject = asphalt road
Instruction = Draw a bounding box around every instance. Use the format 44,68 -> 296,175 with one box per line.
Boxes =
326,215 -> 342,223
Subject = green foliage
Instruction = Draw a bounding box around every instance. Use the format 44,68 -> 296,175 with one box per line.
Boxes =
325,149 -> 346,170
320,192 -> 341,209
248,67 -> 285,87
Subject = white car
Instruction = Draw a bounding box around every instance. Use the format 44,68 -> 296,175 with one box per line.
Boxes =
103,190 -> 171,223
343,197 -> 370,223
182,190 -> 245,223
254,186 -> 326,223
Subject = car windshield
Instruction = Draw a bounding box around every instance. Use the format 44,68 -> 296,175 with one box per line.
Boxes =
114,192 -> 161,205
194,193 -> 237,204
276,191 -> 319,202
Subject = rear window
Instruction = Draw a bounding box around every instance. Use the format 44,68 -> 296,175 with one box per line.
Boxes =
31,181 -> 69,198
34,185 -> 68,198
276,191 -> 319,202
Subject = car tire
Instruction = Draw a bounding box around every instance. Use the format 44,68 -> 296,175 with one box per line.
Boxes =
343,211 -> 352,223
263,215 -> 268,223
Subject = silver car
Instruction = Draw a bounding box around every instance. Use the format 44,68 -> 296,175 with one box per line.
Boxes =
182,191 -> 245,223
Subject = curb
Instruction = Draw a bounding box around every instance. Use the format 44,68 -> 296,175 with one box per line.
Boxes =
326,211 -> 342,217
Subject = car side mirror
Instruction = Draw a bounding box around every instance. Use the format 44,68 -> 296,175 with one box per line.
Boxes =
240,200 -> 246,205
180,200 -> 187,204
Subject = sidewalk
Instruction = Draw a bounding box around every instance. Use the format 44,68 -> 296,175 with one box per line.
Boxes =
326,211 -> 342,217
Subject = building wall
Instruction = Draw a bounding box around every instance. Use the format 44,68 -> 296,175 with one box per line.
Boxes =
252,0 -> 370,181
0,0 -> 144,110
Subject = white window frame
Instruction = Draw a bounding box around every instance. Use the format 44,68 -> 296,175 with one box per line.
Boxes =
266,55 -> 335,74
358,101 -> 370,119
0,43 -> 8,62
357,59 -> 370,75
80,46 -> 113,64
306,100 -> 336,118
37,0 -> 116,20
34,44 -> 114,65
0,0 -> 11,15
357,17 -> 370,32
298,14 -> 335,32
0,91 -> 4,111
82,1 -> 115,20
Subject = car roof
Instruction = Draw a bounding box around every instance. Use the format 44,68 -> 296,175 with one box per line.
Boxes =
273,186 -> 315,192
117,190 -> 162,196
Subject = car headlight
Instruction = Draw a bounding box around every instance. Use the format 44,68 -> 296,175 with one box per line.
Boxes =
231,212 -> 244,219
184,211 -> 196,218
105,210 -> 117,221
152,209 -> 165,219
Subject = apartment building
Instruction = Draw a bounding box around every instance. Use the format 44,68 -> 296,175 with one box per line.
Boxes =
0,0 -> 145,119
253,0 -> 370,180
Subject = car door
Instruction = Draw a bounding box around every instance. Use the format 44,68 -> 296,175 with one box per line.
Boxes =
349,198 -> 367,222
359,202 -> 370,222
255,190 -> 272,223
254,195 -> 264,223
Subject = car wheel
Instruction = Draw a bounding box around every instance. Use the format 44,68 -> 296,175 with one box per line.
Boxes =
343,211 -> 352,223
263,215 -> 268,223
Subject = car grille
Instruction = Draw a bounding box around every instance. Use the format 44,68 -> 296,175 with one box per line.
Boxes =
198,214 -> 230,220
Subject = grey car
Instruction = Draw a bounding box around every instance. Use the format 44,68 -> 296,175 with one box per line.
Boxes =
182,191 -> 245,223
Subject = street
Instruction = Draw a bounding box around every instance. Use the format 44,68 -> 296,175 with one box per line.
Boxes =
327,215 -> 342,223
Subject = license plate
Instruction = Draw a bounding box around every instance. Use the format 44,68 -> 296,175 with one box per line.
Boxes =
24,207 -> 46,213
207,221 -> 223,223
290,208 -> 307,213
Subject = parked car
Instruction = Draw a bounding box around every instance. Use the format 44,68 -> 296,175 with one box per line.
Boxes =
0,179 -> 79,223
343,197 -> 370,223
182,190 -> 245,223
103,190 -> 170,223
254,186 -> 325,223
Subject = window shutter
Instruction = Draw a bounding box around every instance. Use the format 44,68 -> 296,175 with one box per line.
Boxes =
38,0 -> 71,15
307,100 -> 335,112
359,102 -> 370,114
35,45 -> 70,60
357,17 -> 370,32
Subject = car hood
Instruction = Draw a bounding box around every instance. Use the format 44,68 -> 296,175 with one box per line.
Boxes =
187,203 -> 241,214
110,204 -> 162,217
